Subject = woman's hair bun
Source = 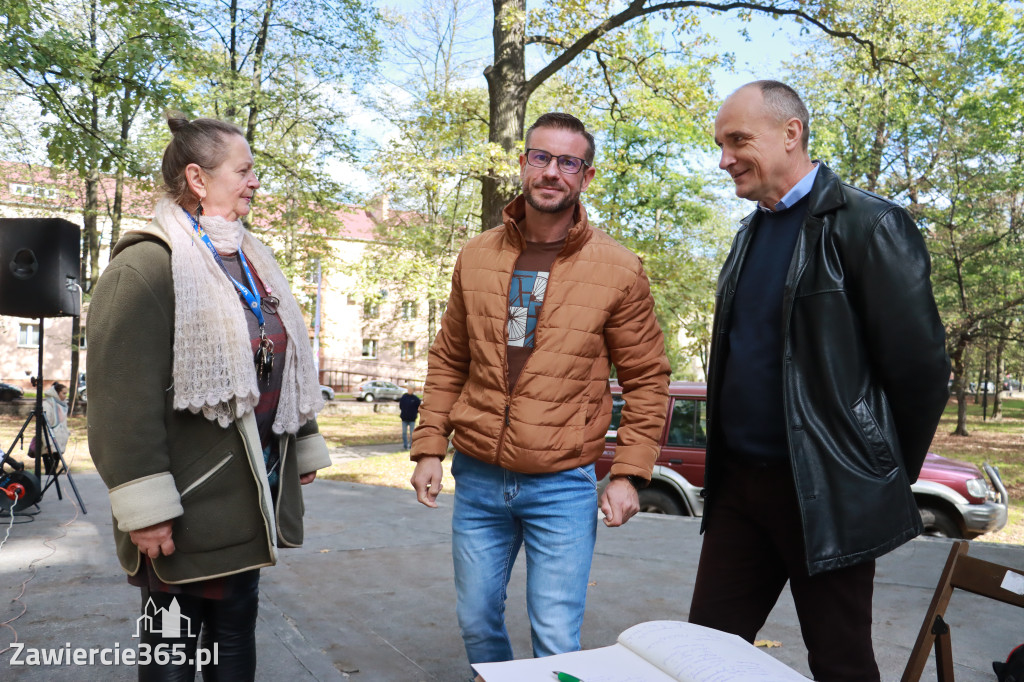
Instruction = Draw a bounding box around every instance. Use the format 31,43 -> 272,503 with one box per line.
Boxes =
166,111 -> 190,134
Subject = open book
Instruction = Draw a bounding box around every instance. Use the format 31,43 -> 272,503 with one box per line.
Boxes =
472,621 -> 808,682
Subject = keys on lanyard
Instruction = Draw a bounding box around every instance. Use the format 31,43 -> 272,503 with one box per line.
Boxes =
255,327 -> 275,382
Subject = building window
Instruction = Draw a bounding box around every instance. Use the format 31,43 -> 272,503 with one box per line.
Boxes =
361,339 -> 378,358
401,301 -> 418,320
363,302 -> 379,318
18,323 -> 40,348
401,341 -> 416,361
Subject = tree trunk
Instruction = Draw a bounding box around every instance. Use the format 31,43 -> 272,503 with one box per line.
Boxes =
949,334 -> 969,436
428,299 -> 438,352
83,169 -> 101,292
992,340 -> 1004,420
247,0 -> 273,145
111,167 -> 124,247
481,0 -> 526,231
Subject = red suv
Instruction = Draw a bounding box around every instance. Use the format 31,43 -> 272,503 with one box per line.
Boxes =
596,381 -> 1009,539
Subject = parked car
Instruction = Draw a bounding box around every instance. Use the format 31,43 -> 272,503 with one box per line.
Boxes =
0,382 -> 24,402
320,384 -> 336,401
596,381 -> 1009,539
355,380 -> 403,403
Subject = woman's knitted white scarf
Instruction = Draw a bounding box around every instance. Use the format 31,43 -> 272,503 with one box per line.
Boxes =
149,198 -> 323,433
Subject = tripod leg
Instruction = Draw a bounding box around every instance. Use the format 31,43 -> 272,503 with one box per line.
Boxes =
50,448 -> 86,514
36,417 -> 64,500
34,413 -> 87,513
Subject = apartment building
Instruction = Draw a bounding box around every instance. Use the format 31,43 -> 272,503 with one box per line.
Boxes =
0,162 -> 431,393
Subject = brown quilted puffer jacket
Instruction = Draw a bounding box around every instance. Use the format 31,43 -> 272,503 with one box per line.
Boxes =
411,197 -> 670,478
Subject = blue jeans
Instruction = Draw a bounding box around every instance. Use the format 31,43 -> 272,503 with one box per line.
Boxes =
402,420 -> 415,449
450,450 -> 598,665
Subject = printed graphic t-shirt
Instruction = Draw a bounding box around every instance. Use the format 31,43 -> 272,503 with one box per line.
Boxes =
506,238 -> 564,390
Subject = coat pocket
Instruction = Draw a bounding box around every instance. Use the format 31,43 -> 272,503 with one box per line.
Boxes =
851,398 -> 897,477
173,450 -> 261,553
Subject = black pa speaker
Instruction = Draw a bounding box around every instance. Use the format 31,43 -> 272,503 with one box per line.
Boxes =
0,218 -> 81,318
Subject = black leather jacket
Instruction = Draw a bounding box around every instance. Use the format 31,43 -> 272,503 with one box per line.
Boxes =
703,164 -> 950,575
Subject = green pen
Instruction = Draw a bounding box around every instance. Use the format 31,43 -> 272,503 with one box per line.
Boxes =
553,672 -> 584,682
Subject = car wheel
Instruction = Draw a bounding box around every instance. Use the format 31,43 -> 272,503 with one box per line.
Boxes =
363,393 -> 375,403
321,389 -> 332,401
0,389 -> 14,401
638,488 -> 685,516
919,506 -> 962,538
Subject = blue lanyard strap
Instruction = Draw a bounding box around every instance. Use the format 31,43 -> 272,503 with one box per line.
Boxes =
183,208 -> 266,328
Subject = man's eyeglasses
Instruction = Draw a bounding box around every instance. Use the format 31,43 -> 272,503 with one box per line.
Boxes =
524,148 -> 590,175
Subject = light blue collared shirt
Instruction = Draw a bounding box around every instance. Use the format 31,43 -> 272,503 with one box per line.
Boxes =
758,163 -> 819,212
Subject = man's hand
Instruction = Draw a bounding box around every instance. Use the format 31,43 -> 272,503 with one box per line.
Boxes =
600,477 -> 640,527
300,471 -> 317,485
129,520 -> 175,559
411,456 -> 444,508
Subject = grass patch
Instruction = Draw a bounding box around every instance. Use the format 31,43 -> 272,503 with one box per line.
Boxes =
316,412 -> 402,447
318,451 -> 455,495
4,401 -> 1021,544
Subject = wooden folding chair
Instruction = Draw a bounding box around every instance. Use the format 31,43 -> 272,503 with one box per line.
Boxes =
902,540 -> 1024,681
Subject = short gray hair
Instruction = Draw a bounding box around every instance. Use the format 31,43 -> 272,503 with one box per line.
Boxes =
745,80 -> 810,150
161,112 -> 245,206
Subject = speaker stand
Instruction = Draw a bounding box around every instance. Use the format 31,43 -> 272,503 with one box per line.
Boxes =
4,318 -> 87,513
7,407 -> 86,512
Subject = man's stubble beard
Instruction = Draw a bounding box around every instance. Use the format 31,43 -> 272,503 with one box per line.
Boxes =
523,180 -> 581,214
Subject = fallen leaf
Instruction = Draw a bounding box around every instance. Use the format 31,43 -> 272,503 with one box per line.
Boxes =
755,640 -> 782,648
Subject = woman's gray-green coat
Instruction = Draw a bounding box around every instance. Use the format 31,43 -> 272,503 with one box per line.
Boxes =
87,230 -> 330,584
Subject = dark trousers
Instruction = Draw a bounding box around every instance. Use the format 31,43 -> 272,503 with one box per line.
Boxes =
688,462 -> 880,682
138,570 -> 260,682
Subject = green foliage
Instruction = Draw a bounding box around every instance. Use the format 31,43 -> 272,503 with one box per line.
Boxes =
791,0 -> 1024,434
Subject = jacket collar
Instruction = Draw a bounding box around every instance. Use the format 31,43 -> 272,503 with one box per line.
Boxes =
739,161 -> 845,228
501,195 -> 594,255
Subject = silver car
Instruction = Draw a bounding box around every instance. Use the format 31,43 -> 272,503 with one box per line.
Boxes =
355,380 -> 403,403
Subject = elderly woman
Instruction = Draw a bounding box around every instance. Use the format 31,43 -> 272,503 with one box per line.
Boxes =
87,114 -> 330,681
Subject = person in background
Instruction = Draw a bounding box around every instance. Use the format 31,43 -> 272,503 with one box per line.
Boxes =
410,112 -> 670,674
29,381 -> 71,473
399,385 -> 421,450
689,80 -> 950,681
88,113 -> 330,681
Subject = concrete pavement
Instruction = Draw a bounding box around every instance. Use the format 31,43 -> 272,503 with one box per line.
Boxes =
1,468 -> 1022,681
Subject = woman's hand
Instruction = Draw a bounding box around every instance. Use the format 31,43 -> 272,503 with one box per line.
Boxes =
299,471 -> 317,485
129,520 -> 176,558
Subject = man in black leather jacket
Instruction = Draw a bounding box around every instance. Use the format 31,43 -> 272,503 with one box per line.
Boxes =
688,81 -> 950,681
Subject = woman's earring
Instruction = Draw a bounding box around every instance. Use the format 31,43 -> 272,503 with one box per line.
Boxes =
195,200 -> 204,222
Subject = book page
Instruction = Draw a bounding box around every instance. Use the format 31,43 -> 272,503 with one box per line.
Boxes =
472,643 -> 677,682
616,621 -> 808,682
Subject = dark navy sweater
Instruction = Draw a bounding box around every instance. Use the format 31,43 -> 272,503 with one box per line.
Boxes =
718,194 -> 810,464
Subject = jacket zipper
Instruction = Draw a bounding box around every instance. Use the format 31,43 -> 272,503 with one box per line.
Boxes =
495,246 -> 564,464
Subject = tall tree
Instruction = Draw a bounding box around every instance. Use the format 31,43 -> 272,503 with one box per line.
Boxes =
179,0 -> 381,305
351,0 -> 487,358
476,0 -> 908,231
792,0 -> 1024,436
0,0 -> 189,291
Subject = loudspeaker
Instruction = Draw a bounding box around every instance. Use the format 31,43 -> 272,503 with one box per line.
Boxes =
0,218 -> 81,318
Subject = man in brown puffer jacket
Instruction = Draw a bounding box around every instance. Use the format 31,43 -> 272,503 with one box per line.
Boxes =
410,112 -> 670,672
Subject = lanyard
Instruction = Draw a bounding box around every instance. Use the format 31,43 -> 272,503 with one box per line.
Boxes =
183,208 -> 266,329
